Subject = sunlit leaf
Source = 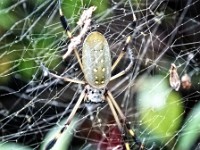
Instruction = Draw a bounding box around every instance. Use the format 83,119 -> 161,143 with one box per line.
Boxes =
136,76 -> 183,143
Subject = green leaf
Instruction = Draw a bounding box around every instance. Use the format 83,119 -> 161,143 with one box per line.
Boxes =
136,76 -> 183,143
62,0 -> 83,19
90,0 -> 108,14
61,0 -> 108,22
177,101 -> 200,150
34,37 -> 61,70
0,142 -> 32,150
0,54 -> 12,84
0,13 -> 16,30
0,0 -> 10,9
41,117 -> 79,150
0,1 -> 17,29
17,55 -> 37,81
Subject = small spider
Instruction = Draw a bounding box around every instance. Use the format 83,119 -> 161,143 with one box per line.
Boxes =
45,1 -> 144,150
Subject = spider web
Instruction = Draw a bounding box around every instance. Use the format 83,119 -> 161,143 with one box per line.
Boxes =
0,0 -> 200,149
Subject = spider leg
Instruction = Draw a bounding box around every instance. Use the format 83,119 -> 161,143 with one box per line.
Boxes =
107,91 -> 144,149
106,96 -> 123,130
111,36 -> 134,81
125,123 -> 144,150
58,0 -> 72,39
40,63 -> 85,84
48,71 -> 85,84
107,91 -> 126,120
106,94 -> 131,150
58,0 -> 84,71
45,89 -> 86,150
112,36 -> 131,71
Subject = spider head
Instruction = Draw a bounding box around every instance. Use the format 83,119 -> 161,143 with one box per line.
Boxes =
85,85 -> 105,103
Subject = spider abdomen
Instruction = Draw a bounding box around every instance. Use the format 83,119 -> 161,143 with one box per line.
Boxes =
82,31 -> 111,89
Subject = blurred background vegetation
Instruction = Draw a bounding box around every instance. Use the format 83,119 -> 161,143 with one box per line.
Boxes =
0,0 -> 200,150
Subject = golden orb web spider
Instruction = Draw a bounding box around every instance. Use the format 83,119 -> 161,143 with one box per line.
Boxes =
45,1 -> 144,150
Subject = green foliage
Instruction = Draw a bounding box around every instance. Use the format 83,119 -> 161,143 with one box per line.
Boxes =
0,54 -> 12,84
137,76 -> 183,145
0,142 -> 32,150
0,13 -> 17,30
177,102 -> 200,150
33,37 -> 62,70
41,117 -> 79,150
17,54 -> 37,81
61,0 -> 108,22
0,0 -> 17,29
